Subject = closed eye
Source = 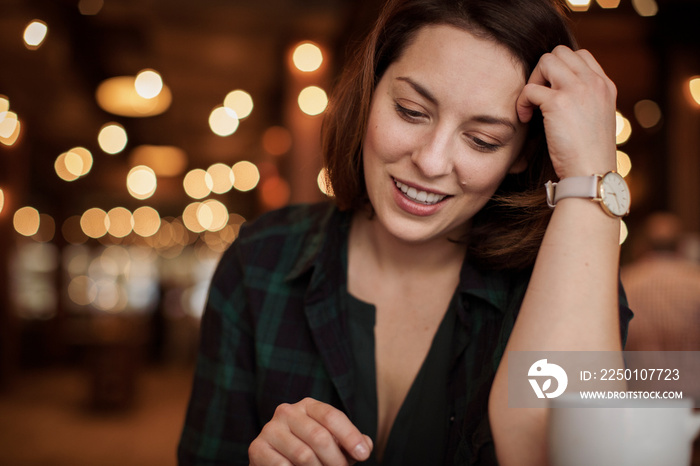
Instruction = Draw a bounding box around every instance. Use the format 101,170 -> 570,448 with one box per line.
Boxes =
469,136 -> 501,153
394,103 -> 426,122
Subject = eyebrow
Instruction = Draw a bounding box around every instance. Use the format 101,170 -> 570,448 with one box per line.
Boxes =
395,76 -> 518,133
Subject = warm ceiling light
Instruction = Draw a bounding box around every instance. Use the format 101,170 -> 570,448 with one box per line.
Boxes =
127,165 -> 157,200
596,0 -> 620,7
129,145 -> 187,177
632,0 -> 658,16
98,123 -> 128,154
96,76 -> 172,117
615,111 -> 632,145
224,90 -> 253,120
209,106 -> 239,136
298,86 -> 328,116
134,69 -> 163,99
24,20 -> 48,49
688,77 -> 700,106
232,161 -> 260,192
14,206 -> 40,236
292,42 -> 323,72
183,168 -> 213,199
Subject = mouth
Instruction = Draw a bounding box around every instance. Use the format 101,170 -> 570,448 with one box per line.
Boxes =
393,178 -> 449,206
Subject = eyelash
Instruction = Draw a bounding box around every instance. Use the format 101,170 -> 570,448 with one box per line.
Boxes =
394,102 -> 502,153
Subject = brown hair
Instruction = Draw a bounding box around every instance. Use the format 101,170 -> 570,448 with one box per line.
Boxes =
322,0 -> 576,270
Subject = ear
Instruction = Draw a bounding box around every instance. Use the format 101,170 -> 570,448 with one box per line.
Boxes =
508,155 -> 528,174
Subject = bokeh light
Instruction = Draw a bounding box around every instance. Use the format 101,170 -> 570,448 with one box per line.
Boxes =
106,207 -> 134,238
127,165 -> 157,200
198,199 -> 229,232
134,69 -> 163,99
632,0 -> 658,17
207,163 -> 235,194
68,275 -> 98,306
0,111 -> 21,146
130,145 -> 187,177
34,213 -> 55,242
14,207 -> 40,236
183,168 -> 213,199
209,106 -> 239,136
23,20 -> 48,49
620,220 -> 629,245
634,99 -> 662,128
132,206 -> 161,237
78,0 -> 104,15
566,0 -> 591,11
596,0 -> 620,8
182,202 -> 206,233
81,208 -> 108,239
688,77 -> 700,107
62,215 -> 88,245
262,126 -> 293,156
298,86 -> 328,116
232,161 -> 260,192
224,90 -> 253,120
615,111 -> 632,145
0,189 -> 4,214
317,167 -> 333,196
98,123 -> 128,154
260,176 -> 291,210
292,42 -> 323,72
96,76 -> 172,117
616,150 -> 632,178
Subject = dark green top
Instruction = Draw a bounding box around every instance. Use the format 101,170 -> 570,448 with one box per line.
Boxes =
178,202 -> 633,465
347,291 -> 457,465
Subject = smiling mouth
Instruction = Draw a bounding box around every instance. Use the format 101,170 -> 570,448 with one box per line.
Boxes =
393,179 -> 449,205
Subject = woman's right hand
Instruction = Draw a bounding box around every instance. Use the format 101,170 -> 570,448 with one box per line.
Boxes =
248,397 -> 373,466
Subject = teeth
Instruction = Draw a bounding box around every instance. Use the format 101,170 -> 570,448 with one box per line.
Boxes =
394,180 -> 447,205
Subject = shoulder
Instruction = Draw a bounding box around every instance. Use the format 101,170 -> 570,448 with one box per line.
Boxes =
215,202 -> 345,278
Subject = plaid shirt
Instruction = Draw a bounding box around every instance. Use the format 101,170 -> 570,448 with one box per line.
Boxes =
178,202 -> 632,465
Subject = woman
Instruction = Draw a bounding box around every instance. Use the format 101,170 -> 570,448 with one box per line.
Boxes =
178,0 -> 632,464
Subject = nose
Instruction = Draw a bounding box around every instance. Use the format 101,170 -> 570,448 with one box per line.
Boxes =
410,128 -> 454,178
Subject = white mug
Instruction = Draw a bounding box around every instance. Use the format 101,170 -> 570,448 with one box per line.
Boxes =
548,394 -> 700,466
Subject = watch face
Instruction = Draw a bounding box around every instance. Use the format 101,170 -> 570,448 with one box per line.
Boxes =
600,172 -> 630,217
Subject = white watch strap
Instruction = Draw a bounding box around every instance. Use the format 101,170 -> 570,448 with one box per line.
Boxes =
545,176 -> 599,208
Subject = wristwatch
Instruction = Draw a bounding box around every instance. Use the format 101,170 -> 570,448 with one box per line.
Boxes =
545,172 -> 630,218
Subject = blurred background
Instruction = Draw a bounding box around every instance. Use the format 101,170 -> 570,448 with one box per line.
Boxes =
0,0 -> 699,464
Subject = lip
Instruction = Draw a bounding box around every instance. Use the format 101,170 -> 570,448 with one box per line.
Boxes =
391,176 -> 451,216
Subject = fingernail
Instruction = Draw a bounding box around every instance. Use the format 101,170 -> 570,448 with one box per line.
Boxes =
353,443 -> 369,460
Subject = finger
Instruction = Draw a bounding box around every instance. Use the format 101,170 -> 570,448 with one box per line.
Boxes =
550,45 -> 596,78
249,434 -> 296,466
305,399 -> 372,462
288,415 -> 348,466
516,83 -> 553,123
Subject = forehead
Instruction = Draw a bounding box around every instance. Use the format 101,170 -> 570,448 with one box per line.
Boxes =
386,24 -> 526,108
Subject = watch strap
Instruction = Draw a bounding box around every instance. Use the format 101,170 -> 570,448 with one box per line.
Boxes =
545,176 -> 599,208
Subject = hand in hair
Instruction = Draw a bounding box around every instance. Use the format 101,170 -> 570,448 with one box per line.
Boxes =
516,45 -> 618,180
248,397 -> 373,465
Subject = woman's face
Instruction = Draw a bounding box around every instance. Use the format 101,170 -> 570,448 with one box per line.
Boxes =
362,24 -> 528,245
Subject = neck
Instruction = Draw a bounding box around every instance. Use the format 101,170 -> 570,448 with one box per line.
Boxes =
349,209 -> 468,276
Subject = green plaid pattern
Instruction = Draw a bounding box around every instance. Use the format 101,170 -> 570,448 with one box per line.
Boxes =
177,202 -> 632,465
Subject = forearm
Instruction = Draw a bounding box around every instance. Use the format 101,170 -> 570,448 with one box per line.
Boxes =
490,197 -> 623,465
